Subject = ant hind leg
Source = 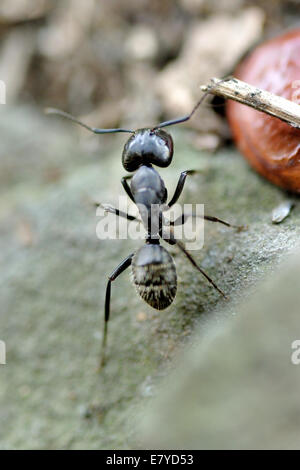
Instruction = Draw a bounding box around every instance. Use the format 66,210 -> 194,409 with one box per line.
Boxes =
100,254 -> 134,370
163,236 -> 227,300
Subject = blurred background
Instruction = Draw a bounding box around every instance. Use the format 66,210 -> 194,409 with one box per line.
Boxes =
1,0 -> 300,450
1,0 -> 299,141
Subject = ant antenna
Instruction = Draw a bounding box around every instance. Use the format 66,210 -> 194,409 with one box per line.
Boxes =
152,77 -> 231,130
45,108 -> 134,134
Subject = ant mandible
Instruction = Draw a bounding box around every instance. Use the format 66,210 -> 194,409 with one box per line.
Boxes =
46,79 -> 243,367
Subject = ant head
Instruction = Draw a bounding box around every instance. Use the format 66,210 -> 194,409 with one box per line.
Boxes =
122,128 -> 173,172
46,80 -> 226,174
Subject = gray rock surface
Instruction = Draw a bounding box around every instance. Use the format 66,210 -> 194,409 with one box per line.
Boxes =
140,248 -> 300,449
0,106 -> 300,449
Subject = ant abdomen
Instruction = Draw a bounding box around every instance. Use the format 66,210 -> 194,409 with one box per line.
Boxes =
131,244 -> 177,310
122,128 -> 173,172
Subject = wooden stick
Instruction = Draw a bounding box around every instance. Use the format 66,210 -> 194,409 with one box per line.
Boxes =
201,77 -> 300,129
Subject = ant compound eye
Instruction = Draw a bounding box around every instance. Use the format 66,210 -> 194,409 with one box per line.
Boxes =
122,128 -> 174,172
122,133 -> 143,172
151,129 -> 173,168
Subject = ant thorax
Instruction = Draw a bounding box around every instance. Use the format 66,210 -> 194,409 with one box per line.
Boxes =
130,165 -> 167,236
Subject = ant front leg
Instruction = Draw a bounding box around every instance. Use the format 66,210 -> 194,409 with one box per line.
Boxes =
121,175 -> 135,203
166,170 -> 199,209
163,235 -> 227,299
100,253 -> 134,370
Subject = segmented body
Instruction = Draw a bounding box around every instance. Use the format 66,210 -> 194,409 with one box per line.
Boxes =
131,244 -> 177,310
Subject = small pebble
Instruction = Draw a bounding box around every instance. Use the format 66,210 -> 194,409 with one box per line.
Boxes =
136,312 -> 147,322
272,200 -> 295,224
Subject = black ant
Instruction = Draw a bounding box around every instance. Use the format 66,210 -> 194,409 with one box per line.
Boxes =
46,80 -> 243,367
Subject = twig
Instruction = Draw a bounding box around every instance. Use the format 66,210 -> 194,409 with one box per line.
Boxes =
201,77 -> 300,129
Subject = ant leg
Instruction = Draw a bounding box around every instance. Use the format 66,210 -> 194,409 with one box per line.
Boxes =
167,170 -> 199,208
121,176 -> 135,203
95,202 -> 141,223
202,215 -> 245,231
164,236 -> 227,299
169,213 -> 245,231
168,213 -> 190,226
100,253 -> 134,370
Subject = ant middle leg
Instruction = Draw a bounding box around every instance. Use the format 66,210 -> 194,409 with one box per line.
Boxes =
95,202 -> 141,223
202,215 -> 245,231
100,253 -> 134,369
169,212 -> 245,231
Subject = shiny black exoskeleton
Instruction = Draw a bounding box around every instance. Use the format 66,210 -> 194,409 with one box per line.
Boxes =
122,128 -> 173,171
131,243 -> 177,310
46,78 -> 242,367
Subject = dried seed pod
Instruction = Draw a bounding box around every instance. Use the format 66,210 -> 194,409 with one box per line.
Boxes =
227,29 -> 300,193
